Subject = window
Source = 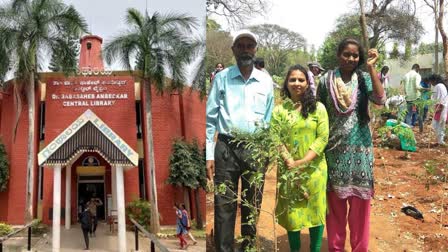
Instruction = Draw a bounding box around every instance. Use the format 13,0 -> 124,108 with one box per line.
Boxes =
81,156 -> 100,166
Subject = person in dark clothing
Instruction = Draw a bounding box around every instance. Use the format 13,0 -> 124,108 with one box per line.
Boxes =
86,194 -> 103,237
79,207 -> 92,250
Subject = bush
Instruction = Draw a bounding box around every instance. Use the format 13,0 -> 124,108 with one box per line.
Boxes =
126,199 -> 151,231
31,219 -> 48,235
0,222 -> 13,236
0,139 -> 10,192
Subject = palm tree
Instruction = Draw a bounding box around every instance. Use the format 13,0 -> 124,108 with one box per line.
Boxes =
0,0 -> 87,222
103,9 -> 199,233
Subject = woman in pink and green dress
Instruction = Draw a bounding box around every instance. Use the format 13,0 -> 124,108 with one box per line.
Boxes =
317,38 -> 386,252
271,64 -> 329,252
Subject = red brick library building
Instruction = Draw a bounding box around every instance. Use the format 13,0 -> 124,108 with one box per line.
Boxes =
0,35 -> 205,250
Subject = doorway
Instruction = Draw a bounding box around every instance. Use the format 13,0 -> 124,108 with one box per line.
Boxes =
77,176 -> 106,220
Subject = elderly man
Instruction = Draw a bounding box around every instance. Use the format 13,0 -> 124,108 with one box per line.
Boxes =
206,30 -> 274,252
307,62 -> 325,96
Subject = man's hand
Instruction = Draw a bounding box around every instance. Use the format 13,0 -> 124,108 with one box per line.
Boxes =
206,160 -> 215,180
366,48 -> 379,67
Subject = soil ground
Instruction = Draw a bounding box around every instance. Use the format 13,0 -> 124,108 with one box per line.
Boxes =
206,120 -> 448,251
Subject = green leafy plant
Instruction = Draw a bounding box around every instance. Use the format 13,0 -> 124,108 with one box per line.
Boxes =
423,160 -> 438,191
167,138 -> 206,228
0,222 -> 12,236
126,199 -> 151,231
220,98 -> 317,251
0,138 -> 9,192
31,219 -> 48,235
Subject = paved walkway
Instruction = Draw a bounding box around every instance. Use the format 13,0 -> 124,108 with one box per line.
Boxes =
2,222 -> 205,252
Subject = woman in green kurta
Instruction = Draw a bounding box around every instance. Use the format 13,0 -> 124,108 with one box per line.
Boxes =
271,64 -> 329,252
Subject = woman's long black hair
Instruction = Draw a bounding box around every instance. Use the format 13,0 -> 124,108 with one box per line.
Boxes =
337,38 -> 370,125
282,64 -> 317,118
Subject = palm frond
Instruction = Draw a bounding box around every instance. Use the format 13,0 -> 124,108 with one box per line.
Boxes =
126,8 -> 145,29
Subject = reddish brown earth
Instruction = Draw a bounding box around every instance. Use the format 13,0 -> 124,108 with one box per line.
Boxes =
206,122 -> 448,251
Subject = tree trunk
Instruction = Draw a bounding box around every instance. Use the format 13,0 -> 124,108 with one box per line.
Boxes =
143,79 -> 160,233
438,0 -> 448,77
25,71 -> 36,222
359,0 -> 370,50
435,1 -> 440,74
194,188 -> 203,229
183,187 -> 191,215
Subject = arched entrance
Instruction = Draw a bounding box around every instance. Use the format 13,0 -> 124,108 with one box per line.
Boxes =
38,109 -> 138,252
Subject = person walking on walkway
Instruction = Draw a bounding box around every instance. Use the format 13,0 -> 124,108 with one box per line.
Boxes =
317,38 -> 386,252
79,206 -> 92,250
86,194 -> 103,237
180,203 -> 198,245
206,29 -> 274,251
271,64 -> 329,252
174,203 -> 188,249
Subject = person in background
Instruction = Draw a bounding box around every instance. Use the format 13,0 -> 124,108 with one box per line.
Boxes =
378,66 -> 390,92
317,38 -> 386,252
210,63 -> 225,83
79,206 -> 92,250
86,194 -> 103,237
307,62 -> 325,96
174,203 -> 188,249
428,74 -> 448,145
271,64 -> 329,252
180,203 -> 198,245
418,76 -> 432,133
254,58 -> 269,75
401,64 -> 422,126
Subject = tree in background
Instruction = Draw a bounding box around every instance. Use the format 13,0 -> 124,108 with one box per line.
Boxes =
104,9 -> 199,233
363,0 -> 423,49
48,35 -> 80,73
167,138 -> 206,229
318,0 -> 422,70
206,0 -> 269,27
422,0 -> 444,74
248,24 -> 307,76
389,42 -> 401,59
318,14 -> 362,70
0,0 -> 87,221
206,18 -> 233,84
417,42 -> 443,55
0,47 -> 9,85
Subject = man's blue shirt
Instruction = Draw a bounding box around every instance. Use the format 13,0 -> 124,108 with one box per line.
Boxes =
206,65 -> 274,160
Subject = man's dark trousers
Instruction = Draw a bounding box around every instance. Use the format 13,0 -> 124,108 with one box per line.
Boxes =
214,134 -> 266,252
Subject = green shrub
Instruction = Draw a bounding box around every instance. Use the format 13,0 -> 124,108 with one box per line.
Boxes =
31,219 -> 48,235
0,139 -> 10,192
126,199 -> 151,231
0,222 -> 13,236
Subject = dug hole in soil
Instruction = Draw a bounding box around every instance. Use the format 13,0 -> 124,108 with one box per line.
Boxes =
206,120 -> 448,251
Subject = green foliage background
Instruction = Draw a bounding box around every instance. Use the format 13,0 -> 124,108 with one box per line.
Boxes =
0,223 -> 12,236
126,198 -> 152,231
167,138 -> 207,190
0,139 -> 9,192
